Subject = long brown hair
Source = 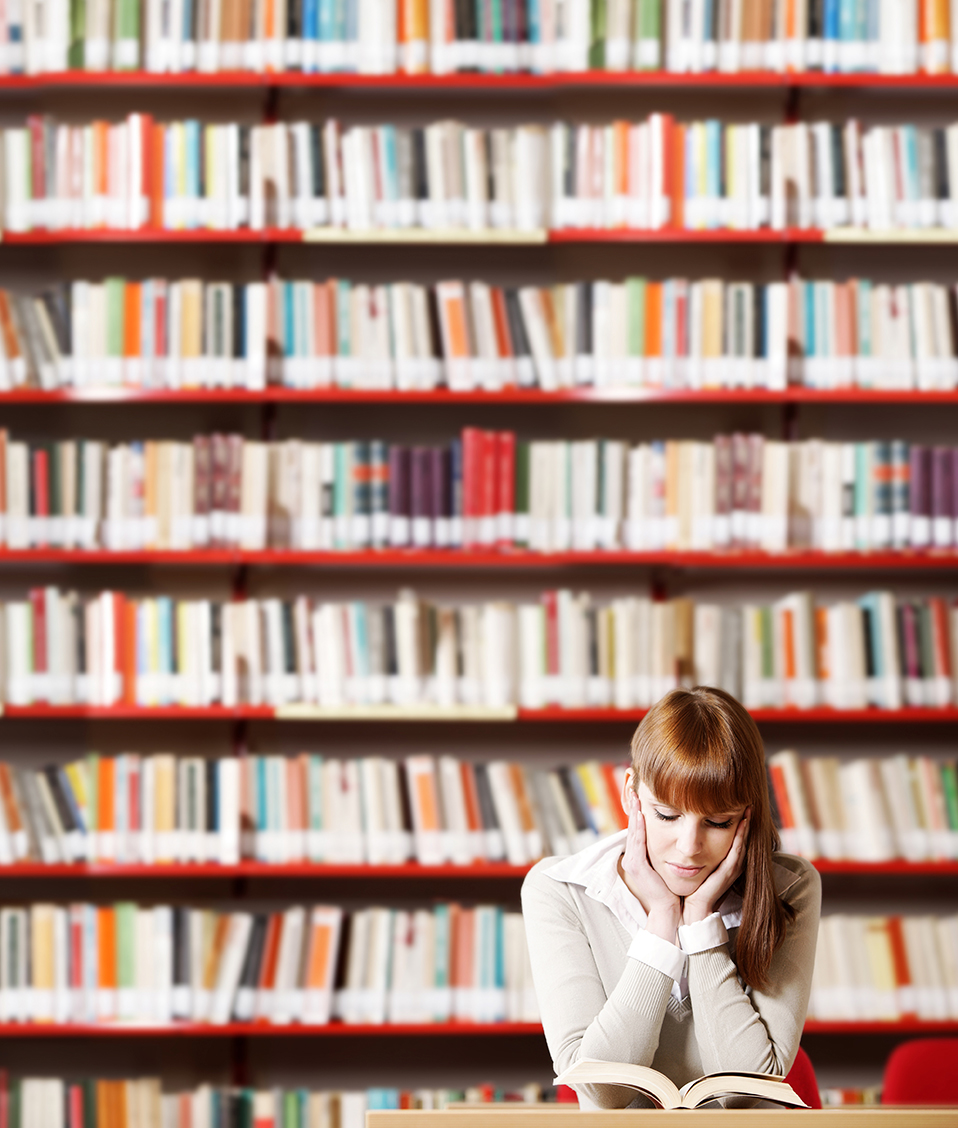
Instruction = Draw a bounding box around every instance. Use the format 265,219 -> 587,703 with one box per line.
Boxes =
630,685 -> 794,991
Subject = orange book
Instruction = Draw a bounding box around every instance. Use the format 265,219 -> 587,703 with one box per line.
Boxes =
203,914 -> 232,994
98,757 -> 116,859
814,606 -> 829,682
508,763 -> 537,842
0,764 -> 24,846
255,911 -> 284,1016
313,280 -> 334,367
143,442 -> 158,548
613,121 -> 629,223
0,293 -> 22,366
600,763 -> 628,830
489,287 -> 514,370
303,906 -> 342,1023
670,122 -> 685,230
150,123 -> 165,228
98,905 -> 118,997
459,762 -> 484,853
121,597 -> 137,706
94,122 -> 109,227
645,282 -> 663,358
781,607 -> 796,683
455,907 -> 475,1016
768,763 -> 794,834
928,597 -> 953,683
885,916 -> 917,1019
290,756 -> 308,850
123,281 -> 142,362
437,282 -> 471,360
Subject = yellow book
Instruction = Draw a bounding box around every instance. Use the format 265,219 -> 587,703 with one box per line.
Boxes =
30,903 -> 56,1022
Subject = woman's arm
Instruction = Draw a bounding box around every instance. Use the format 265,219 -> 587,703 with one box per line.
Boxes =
684,859 -> 822,1076
520,862 -> 677,1109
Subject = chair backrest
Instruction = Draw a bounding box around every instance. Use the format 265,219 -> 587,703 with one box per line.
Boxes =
882,1039 -> 958,1105
786,1047 -> 822,1109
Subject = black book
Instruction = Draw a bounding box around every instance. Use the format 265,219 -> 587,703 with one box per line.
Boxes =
473,763 -> 499,838
211,603 -> 222,683
934,128 -> 949,202
282,600 -> 296,675
206,758 -> 218,837
759,126 -> 772,199
503,288 -> 531,361
586,607 -> 599,678
575,282 -> 592,357
172,908 -> 191,1017
861,604 -> 876,682
232,283 -> 245,360
557,766 -> 590,834
310,123 -> 325,199
233,912 -> 268,1021
238,126 -> 251,199
755,283 -> 766,360
40,286 -> 71,355
383,604 -> 398,676
412,128 -> 428,202
43,765 -> 79,837
830,123 -> 846,199
396,760 -> 415,836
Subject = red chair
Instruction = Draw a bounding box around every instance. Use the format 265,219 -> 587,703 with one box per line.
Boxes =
882,1039 -> 958,1105
786,1047 -> 822,1109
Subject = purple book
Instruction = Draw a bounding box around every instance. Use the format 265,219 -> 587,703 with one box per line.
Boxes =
388,445 -> 411,547
931,446 -> 953,547
410,446 -> 433,548
909,444 -> 932,548
430,446 -> 452,548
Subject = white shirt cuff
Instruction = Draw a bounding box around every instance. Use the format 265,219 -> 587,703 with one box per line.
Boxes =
627,928 -> 686,983
678,912 -> 729,954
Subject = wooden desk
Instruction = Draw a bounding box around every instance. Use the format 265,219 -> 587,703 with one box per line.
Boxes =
368,1109 -> 957,1128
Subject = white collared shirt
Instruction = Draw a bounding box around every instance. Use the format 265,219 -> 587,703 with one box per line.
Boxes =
545,829 -> 743,1001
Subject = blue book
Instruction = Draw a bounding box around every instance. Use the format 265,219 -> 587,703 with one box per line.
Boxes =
184,121 -> 201,229
823,0 -> 840,70
303,0 -> 320,71
705,120 -> 721,229
256,756 -> 268,841
283,281 -> 295,358
157,596 -> 173,701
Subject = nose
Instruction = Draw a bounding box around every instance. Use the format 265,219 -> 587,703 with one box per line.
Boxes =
676,819 -> 703,859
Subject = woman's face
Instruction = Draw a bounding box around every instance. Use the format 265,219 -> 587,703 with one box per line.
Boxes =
635,778 -> 748,897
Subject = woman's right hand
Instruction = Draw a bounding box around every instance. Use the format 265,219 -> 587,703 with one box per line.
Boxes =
619,789 -> 683,944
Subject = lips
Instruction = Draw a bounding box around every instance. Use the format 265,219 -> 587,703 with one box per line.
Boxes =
667,862 -> 704,876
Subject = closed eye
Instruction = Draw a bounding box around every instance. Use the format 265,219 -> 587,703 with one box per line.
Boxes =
707,819 -> 734,829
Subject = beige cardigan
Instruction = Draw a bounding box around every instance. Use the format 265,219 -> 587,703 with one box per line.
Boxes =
521,850 -> 821,1108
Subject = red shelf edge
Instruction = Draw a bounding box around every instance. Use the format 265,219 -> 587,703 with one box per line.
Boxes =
3,70 -> 958,91
0,860 -> 954,878
1,549 -> 957,569
0,1019 -> 952,1037
6,387 -> 958,405
3,704 -> 958,722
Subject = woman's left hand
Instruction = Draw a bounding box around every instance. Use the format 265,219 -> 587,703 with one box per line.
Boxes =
681,808 -> 750,927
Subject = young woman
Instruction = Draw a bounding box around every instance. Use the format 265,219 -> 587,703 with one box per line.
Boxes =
521,686 -> 821,1109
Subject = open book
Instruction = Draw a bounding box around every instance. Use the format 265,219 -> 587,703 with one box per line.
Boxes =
554,1059 -> 808,1110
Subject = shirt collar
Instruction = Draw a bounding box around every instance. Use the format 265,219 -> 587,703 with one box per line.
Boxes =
545,828 -> 782,933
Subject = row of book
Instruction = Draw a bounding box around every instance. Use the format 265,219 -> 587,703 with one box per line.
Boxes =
6,431 -> 958,555
3,586 -> 958,712
0,900 -> 539,1026
768,750 -> 958,862
0,1078 -> 553,1128
0,752 -> 631,867
5,0 -> 958,77
5,747 -> 957,870
6,274 -> 958,395
7,114 -> 958,234
809,913 -> 958,1022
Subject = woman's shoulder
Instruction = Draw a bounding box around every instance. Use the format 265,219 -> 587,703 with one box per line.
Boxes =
771,851 -> 822,905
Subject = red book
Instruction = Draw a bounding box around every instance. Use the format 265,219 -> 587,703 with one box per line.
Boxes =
128,755 -> 141,839
30,588 -> 47,699
489,287 -> 515,381
479,430 -> 497,546
32,448 -> 49,548
68,1085 -> 83,1128
27,115 -> 46,218
542,589 -> 559,702
768,763 -> 794,835
256,912 -> 284,1007
150,122 -> 165,228
70,909 -> 83,993
0,1069 -> 8,1128
112,595 -> 132,705
496,431 -> 516,548
886,916 -> 917,1019
461,427 -> 482,549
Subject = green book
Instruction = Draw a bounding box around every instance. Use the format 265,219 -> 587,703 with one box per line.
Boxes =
116,902 -> 137,1011
626,276 -> 646,370
68,0 -> 86,69
759,605 -> 774,696
82,1079 -> 96,1128
634,0 -> 663,69
589,0 -> 607,69
940,762 -> 958,833
9,1077 -> 20,1128
514,441 -> 530,547
105,277 -> 125,365
491,0 -> 504,72
113,0 -> 141,70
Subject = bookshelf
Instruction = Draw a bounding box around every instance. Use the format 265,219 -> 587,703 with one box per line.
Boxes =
3,43 -> 958,1108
